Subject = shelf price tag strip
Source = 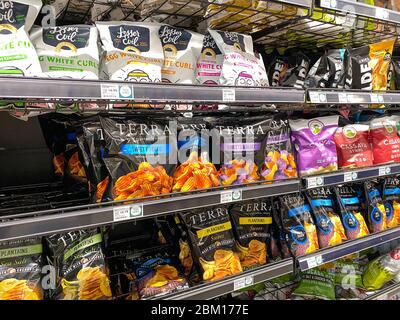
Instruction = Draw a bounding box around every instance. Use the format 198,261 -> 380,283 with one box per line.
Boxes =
101,84 -> 134,100
113,204 -> 143,222
220,189 -> 243,204
233,275 -> 254,291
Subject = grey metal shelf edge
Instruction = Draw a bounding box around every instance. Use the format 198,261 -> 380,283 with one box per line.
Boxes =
297,225 -> 400,271
156,259 -> 293,300
0,179 -> 299,242
365,281 -> 400,300
280,0 -> 312,6
303,163 -> 400,189
0,77 -> 305,104
318,0 -> 400,24
308,89 -> 400,105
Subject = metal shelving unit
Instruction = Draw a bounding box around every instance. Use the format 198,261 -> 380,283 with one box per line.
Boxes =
366,281 -> 400,300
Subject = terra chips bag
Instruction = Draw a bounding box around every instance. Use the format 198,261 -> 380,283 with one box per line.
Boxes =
46,229 -> 112,300
230,198 -> 272,269
306,187 -> 347,248
100,116 -> 176,201
279,194 -> 319,257
370,116 -> 400,165
0,0 -> 42,78
180,205 -> 243,282
382,176 -> 400,228
334,185 -> 369,240
364,180 -> 387,233
334,124 -> 374,169
290,115 -> 339,176
0,237 -> 43,300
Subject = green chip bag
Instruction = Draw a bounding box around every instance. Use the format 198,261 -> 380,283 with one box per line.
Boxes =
335,261 -> 364,289
292,268 -> 336,300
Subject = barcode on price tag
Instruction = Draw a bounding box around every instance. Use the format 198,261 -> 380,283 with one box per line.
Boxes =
223,89 -> 236,102
338,93 -> 348,103
101,84 -> 119,99
306,255 -> 323,269
234,275 -> 254,291
309,92 -> 326,103
320,0 -> 333,8
220,189 -> 242,203
379,166 -> 391,176
113,204 -> 143,222
344,172 -> 353,182
376,7 -> 389,20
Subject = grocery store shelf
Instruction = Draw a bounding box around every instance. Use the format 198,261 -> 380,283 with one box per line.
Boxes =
365,281 -> 400,300
318,0 -> 400,24
307,89 -> 400,105
159,259 -> 294,300
0,179 -> 299,241
0,77 -> 305,105
303,163 -> 400,189
297,226 -> 400,271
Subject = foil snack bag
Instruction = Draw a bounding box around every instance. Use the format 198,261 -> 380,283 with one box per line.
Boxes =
364,180 -> 387,233
382,176 -> 400,228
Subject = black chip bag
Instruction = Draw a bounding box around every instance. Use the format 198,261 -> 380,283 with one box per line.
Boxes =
281,52 -> 310,89
364,180 -> 387,233
268,55 -> 290,87
279,194 -> 319,257
180,205 -> 243,282
382,176 -> 400,228
334,185 -> 369,240
0,237 -> 43,300
100,116 -> 177,201
306,187 -> 347,248
230,198 -> 272,269
46,229 -> 112,300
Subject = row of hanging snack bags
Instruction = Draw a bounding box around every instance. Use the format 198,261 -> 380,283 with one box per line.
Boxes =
1,175 -> 400,300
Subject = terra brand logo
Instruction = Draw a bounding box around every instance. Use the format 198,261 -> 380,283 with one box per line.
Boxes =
343,126 -> 357,139
308,119 -> 324,136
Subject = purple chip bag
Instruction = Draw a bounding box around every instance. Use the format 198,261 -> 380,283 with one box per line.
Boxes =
289,116 -> 339,176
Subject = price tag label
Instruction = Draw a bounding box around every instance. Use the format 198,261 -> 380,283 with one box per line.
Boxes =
221,189 -> 242,203
101,84 -> 119,99
344,171 -> 357,182
379,166 -> 391,176
370,93 -> 384,104
306,255 -> 323,269
113,204 -> 143,222
376,7 -> 389,20
309,92 -> 326,103
306,177 -> 324,189
338,93 -> 348,103
320,0 -> 334,8
234,275 -> 254,291
223,89 -> 236,102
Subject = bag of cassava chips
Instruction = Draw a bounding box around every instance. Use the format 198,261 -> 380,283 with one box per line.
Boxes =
0,237 -> 43,300
230,198 -> 272,269
100,116 -> 176,201
180,205 -> 243,282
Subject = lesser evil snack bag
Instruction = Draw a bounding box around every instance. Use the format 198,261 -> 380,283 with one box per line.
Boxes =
230,199 -> 272,269
290,115 -> 339,176
46,229 -> 112,300
196,31 -> 223,85
127,247 -> 189,299
0,0 -> 42,78
0,237 -> 43,300
370,117 -> 400,165
364,180 -> 387,233
173,117 -> 219,192
334,124 -> 374,169
344,38 -> 395,90
279,194 -> 319,257
180,205 -> 243,282
382,176 -> 400,228
100,116 -> 176,201
306,187 -> 347,248
334,185 -> 369,240
31,25 -> 99,79
292,268 -> 336,300
208,29 -> 268,86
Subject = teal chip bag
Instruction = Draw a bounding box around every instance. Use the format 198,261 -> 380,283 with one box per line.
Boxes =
292,268 -> 336,300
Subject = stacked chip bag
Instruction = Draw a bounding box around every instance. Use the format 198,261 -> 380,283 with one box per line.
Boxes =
343,38 -> 395,91
306,187 -> 347,248
290,115 -> 339,176
207,29 -> 268,86
334,185 -> 369,240
279,194 -> 319,257
0,237 -> 43,300
370,117 -> 400,165
46,229 -> 112,300
196,32 -> 223,85
334,124 -> 374,169
382,176 -> 400,228
180,205 -> 243,282
230,199 -> 272,269
100,116 -> 176,201
127,246 -> 189,299
0,0 -> 42,78
364,180 -> 387,233
173,117 -> 219,192
280,52 -> 310,89
268,55 -> 289,87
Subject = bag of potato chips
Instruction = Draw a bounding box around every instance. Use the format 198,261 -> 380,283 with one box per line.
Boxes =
46,229 -> 112,300
100,116 -> 176,201
180,205 -> 243,282
382,176 -> 400,228
279,194 -> 319,257
230,199 -> 272,269
306,187 -> 347,248
364,180 -> 387,233
0,237 -> 43,300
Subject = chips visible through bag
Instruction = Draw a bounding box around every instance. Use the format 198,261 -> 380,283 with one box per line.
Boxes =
382,176 -> 400,228
334,185 -> 369,240
0,237 -> 43,300
279,194 -> 319,257
180,205 -> 243,282
306,187 -> 347,248
230,199 -> 272,269
364,180 -> 387,233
